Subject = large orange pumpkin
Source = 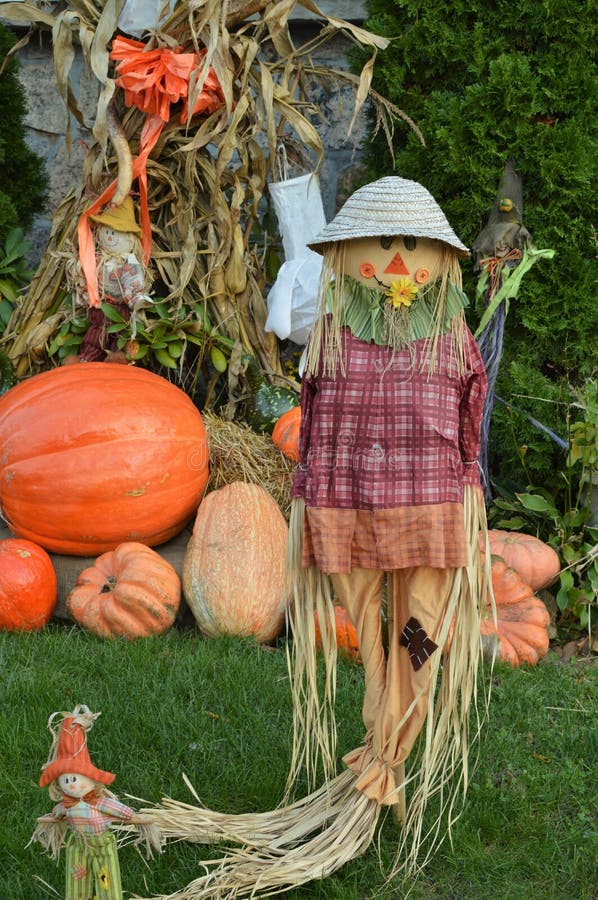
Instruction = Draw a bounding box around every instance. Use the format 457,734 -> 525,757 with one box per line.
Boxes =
272,406 -> 301,463
0,364 -> 209,555
481,557 -> 551,666
0,538 -> 57,631
66,541 -> 181,638
183,482 -> 288,643
484,530 -> 560,591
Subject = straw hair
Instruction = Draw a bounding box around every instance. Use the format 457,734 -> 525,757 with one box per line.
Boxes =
137,770 -> 380,899
285,485 -> 493,882
285,499 -> 339,795
385,484 -> 494,880
308,177 -> 469,256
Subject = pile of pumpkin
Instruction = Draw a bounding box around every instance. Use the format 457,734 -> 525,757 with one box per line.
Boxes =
0,364 -> 288,643
0,365 -> 558,667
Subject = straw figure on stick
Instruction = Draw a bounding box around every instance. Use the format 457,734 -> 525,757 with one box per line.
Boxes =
471,160 -> 555,496
141,177 -> 493,899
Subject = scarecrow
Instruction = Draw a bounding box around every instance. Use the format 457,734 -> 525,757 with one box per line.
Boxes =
69,34 -> 225,365
71,196 -> 151,362
32,705 -> 161,900
141,177 -> 492,899
286,174 -> 491,846
471,160 -> 555,495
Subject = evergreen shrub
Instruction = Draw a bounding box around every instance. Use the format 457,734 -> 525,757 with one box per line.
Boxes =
0,23 -> 48,243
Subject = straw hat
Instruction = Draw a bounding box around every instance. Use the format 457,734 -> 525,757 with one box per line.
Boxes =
90,196 -> 142,236
307,176 -> 469,256
39,706 -> 115,788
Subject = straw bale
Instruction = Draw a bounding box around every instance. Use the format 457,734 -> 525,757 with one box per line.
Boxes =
203,411 -> 296,518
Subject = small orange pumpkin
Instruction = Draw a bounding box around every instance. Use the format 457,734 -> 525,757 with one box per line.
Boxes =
482,557 -> 551,666
0,538 -> 57,631
272,406 -> 301,463
183,482 -> 288,643
314,604 -> 361,661
483,530 -> 560,590
66,542 -> 181,639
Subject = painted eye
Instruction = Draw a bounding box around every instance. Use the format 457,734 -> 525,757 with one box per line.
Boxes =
403,236 -> 417,251
380,236 -> 393,250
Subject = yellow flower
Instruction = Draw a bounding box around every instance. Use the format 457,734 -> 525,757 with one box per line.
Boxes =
99,866 -> 111,890
386,277 -> 419,308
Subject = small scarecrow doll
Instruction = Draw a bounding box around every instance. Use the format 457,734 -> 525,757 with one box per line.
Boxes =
74,197 -> 150,362
32,705 -> 160,900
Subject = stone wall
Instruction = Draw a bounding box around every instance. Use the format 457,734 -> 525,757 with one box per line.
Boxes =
14,33 -> 101,263
7,2 -> 371,264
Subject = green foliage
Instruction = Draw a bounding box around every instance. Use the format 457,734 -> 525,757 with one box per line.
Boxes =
361,0 -> 598,494
0,23 -> 48,243
490,486 -> 598,633
490,374 -> 598,635
568,378 -> 598,471
48,296 -> 237,405
0,227 -> 32,330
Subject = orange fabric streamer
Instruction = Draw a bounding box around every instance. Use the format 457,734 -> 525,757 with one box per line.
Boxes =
79,37 -> 224,309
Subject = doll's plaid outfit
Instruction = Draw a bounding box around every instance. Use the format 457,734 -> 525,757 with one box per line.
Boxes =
51,795 -> 135,835
48,795 -> 134,900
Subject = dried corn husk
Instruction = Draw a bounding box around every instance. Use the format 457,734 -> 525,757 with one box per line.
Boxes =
0,0 -> 417,404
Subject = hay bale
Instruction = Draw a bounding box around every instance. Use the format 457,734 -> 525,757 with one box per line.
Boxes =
203,411 -> 296,519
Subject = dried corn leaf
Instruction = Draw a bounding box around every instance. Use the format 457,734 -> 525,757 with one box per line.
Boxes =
2,0 -> 416,408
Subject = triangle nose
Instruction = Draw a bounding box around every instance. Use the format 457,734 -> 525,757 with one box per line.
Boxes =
383,252 -> 410,276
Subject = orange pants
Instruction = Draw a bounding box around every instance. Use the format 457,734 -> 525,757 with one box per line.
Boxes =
331,566 -> 453,804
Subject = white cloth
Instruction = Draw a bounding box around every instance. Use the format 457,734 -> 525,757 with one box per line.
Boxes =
118,0 -> 175,37
265,174 -> 326,345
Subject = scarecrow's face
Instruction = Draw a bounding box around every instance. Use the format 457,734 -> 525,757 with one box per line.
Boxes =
58,772 -> 97,799
343,235 -> 445,288
96,225 -> 136,255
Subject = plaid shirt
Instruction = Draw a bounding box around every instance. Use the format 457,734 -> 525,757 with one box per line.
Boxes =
292,326 -> 486,509
292,325 -> 487,572
50,795 -> 135,835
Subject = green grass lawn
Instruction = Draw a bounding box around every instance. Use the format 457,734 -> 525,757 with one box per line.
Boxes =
0,625 -> 596,899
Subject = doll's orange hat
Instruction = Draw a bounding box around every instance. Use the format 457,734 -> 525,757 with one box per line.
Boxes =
39,706 -> 115,788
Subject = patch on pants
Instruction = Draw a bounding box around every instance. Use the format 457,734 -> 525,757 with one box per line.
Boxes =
400,616 -> 438,671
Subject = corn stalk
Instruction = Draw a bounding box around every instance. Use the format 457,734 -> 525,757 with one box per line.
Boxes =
0,0 -> 413,407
